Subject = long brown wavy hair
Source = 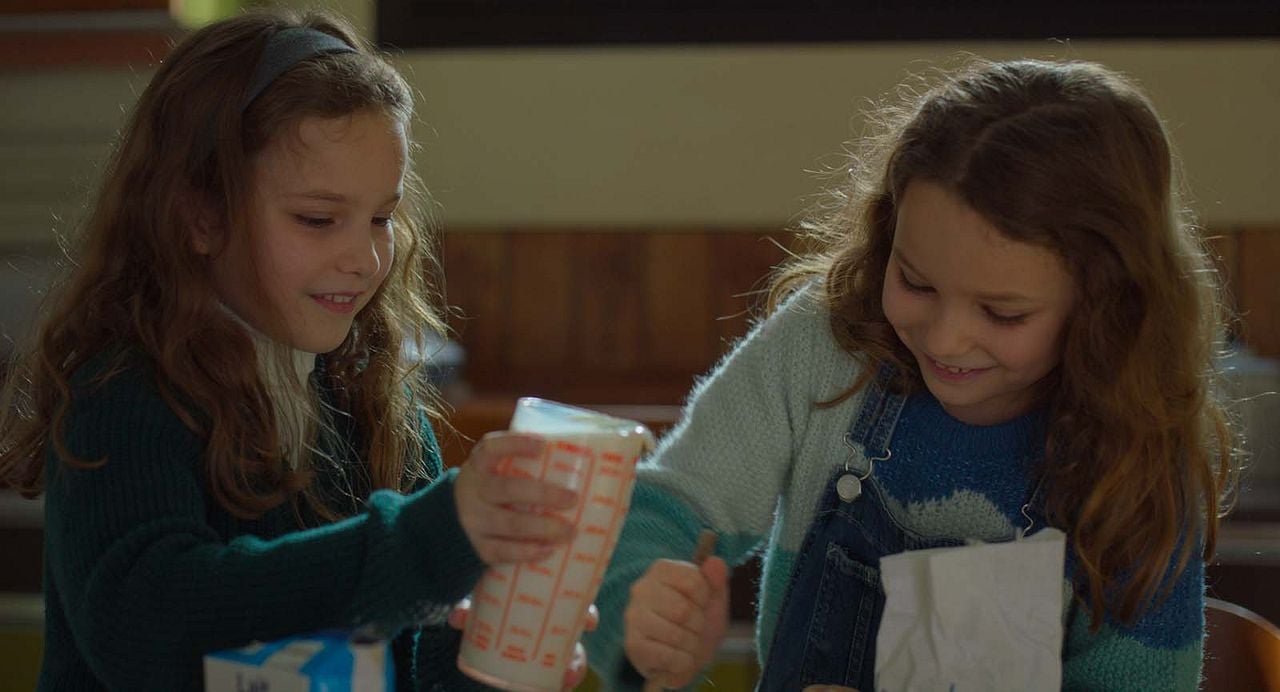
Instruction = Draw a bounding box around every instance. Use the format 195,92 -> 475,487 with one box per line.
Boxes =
0,9 -> 447,521
770,59 -> 1237,628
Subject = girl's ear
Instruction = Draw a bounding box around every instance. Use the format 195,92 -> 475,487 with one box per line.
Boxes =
187,193 -> 222,256
191,217 -> 215,255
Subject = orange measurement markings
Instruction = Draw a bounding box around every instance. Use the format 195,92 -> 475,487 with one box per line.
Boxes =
599,465 -> 626,478
561,453 -> 637,672
516,593 -> 545,607
504,466 -> 536,480
501,645 -> 528,662
591,495 -> 616,508
476,621 -> 494,634
469,633 -> 490,651
530,445 -> 600,662
572,552 -> 597,565
475,586 -> 503,607
551,460 -> 577,474
493,442 -> 554,656
541,653 -> 558,668
528,563 -> 553,577
511,625 -> 533,638
550,625 -> 569,636
487,569 -> 509,582
583,524 -> 608,536
561,588 -> 584,600
555,440 -> 587,455
602,452 -> 624,464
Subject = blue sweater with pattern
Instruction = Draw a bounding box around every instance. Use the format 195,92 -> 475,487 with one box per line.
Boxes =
585,286 -> 1203,691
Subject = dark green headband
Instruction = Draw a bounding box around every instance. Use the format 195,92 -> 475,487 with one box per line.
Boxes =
241,26 -> 356,109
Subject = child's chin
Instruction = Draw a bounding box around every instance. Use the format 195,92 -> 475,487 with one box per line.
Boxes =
923,378 -> 983,408
293,333 -> 347,355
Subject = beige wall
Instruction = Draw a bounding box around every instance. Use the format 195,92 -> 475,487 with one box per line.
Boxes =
1,0 -> 1277,247
397,39 -> 1279,230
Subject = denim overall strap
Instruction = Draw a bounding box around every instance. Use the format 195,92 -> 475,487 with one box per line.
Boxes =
845,365 -> 900,462
757,367 -> 959,691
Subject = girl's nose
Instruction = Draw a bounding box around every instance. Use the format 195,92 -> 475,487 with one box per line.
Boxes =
339,227 -> 383,278
922,307 -> 972,359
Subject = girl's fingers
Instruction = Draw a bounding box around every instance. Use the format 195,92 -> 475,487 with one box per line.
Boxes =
476,506 -> 574,543
447,598 -> 471,631
646,560 -> 711,608
584,603 -> 600,631
629,606 -> 702,654
480,474 -> 578,510
561,643 -> 588,690
646,583 -> 706,633
478,539 -> 558,565
625,636 -> 697,688
470,432 -> 545,468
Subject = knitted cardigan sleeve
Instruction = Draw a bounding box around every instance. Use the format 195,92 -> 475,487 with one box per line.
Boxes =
586,288 -> 835,689
408,409 -> 509,691
43,362 -> 485,690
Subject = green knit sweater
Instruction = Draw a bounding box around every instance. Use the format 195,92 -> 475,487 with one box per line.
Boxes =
36,352 -> 492,691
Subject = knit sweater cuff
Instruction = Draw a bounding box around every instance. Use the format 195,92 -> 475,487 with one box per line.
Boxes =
400,467 -> 486,599
348,467 -> 486,633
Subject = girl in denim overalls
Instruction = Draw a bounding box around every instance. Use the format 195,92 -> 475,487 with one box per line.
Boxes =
586,59 -> 1236,691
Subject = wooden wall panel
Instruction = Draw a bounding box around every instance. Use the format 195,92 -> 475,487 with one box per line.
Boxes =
0,30 -> 175,69
574,233 -> 645,373
1203,231 -> 1244,340
644,233 -> 715,374
441,232 -> 508,383
0,2 -> 175,70
1237,228 -> 1280,358
1204,232 -> 1239,298
506,233 -> 574,378
439,226 -> 1278,405
440,229 -> 793,404
708,233 -> 792,348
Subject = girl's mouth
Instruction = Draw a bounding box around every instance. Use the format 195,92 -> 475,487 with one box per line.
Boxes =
312,293 -> 358,314
926,357 -> 991,382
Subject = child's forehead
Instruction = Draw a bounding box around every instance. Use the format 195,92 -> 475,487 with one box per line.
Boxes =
253,111 -> 406,194
269,111 -> 404,156
894,181 -> 1074,302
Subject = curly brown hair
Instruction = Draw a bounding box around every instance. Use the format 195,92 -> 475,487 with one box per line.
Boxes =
0,9 -> 446,522
769,58 -> 1237,629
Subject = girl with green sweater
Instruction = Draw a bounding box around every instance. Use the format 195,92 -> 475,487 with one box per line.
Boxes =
0,10 -> 583,691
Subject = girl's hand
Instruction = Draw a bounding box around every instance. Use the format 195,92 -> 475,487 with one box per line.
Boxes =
453,432 -> 578,565
623,556 -> 730,688
449,599 -> 599,690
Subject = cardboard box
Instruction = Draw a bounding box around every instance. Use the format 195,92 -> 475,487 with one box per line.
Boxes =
204,629 -> 391,692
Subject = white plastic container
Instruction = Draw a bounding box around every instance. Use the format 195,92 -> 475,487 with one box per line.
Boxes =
457,398 -> 653,691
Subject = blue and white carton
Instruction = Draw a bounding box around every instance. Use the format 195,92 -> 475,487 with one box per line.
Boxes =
204,630 -> 392,692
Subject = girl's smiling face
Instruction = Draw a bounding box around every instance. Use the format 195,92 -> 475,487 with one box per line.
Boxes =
882,180 -> 1077,425
207,108 -> 406,353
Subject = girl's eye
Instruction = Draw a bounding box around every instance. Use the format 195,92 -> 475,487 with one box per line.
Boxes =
898,268 -> 934,294
294,214 -> 333,228
985,308 -> 1028,326
372,216 -> 392,228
